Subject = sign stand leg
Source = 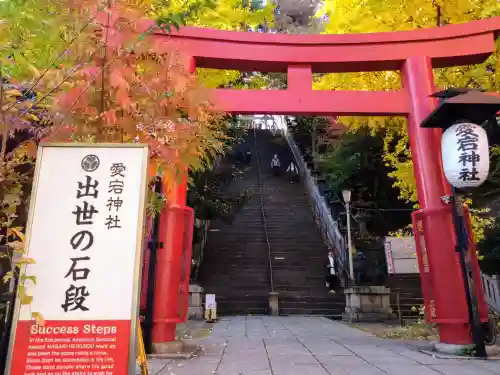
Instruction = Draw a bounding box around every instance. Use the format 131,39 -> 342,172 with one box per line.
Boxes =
0,274 -> 18,375
451,187 -> 487,358
144,176 -> 162,353
137,319 -> 149,375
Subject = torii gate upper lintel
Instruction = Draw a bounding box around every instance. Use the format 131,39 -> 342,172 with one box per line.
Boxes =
152,17 -> 500,116
165,16 -> 499,72
150,17 -> 500,350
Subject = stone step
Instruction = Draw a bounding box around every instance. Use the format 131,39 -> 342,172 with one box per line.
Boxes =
202,291 -> 271,300
275,291 -> 334,298
213,242 -> 327,248
206,250 -> 326,258
203,275 -> 270,285
205,263 -> 323,270
280,301 -> 345,310
217,303 -> 269,316
280,308 -> 343,317
207,253 -> 326,260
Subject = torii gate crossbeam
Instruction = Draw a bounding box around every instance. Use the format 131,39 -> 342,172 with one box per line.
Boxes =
149,17 -> 500,351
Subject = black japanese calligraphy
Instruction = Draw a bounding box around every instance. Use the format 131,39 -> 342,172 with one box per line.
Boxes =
105,162 -> 127,230
64,257 -> 91,281
110,163 -> 126,178
76,176 -> 99,199
70,230 -> 94,251
455,124 -> 482,183
108,180 -> 124,194
458,151 -> 480,167
106,197 -> 123,211
64,161 -> 101,313
455,124 -> 477,138
459,168 -> 480,182
105,215 -> 122,229
457,136 -> 479,152
61,285 -> 90,312
72,201 -> 99,225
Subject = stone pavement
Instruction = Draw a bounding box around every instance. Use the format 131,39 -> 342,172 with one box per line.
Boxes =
140,316 -> 500,375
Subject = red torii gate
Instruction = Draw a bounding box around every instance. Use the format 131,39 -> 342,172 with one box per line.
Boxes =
151,17 -> 500,349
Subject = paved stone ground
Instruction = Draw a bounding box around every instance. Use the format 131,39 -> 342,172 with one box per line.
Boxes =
139,316 -> 500,375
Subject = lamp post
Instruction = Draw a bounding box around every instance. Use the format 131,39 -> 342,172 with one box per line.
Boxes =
420,88 -> 500,358
342,189 -> 354,281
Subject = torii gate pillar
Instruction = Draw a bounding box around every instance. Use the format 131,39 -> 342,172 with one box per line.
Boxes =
151,57 -> 195,348
403,56 -> 487,343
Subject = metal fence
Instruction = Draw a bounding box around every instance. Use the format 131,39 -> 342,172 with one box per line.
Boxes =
482,273 -> 500,313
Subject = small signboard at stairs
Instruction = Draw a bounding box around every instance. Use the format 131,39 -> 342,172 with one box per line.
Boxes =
204,294 -> 217,322
384,236 -> 418,274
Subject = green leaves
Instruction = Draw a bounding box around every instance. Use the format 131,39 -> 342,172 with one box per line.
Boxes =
0,0 -> 70,82
313,0 -> 499,240
2,271 -> 13,284
32,312 -> 45,326
186,119 -> 251,224
146,191 -> 167,217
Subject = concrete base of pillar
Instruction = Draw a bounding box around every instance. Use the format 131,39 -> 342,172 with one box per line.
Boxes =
434,342 -> 474,356
433,342 -> 500,357
151,341 -> 201,359
342,285 -> 396,323
413,342 -> 500,359
269,292 -> 279,316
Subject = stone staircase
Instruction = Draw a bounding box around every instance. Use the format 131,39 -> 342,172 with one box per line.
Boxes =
198,129 -> 345,317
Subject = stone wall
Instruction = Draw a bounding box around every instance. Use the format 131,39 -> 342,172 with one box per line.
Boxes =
343,286 -> 396,323
188,284 -> 204,319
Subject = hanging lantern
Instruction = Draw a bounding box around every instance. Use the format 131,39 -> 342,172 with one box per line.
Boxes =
441,122 -> 489,188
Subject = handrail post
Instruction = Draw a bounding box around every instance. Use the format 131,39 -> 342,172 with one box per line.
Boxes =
252,127 -> 274,294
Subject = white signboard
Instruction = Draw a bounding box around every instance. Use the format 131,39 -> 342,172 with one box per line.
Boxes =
384,237 -> 418,274
205,294 -> 216,310
7,144 -> 149,375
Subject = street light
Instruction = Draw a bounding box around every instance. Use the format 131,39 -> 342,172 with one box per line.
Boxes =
342,189 -> 354,282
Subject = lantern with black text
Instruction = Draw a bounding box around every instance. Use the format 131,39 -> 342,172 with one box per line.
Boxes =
441,122 -> 489,188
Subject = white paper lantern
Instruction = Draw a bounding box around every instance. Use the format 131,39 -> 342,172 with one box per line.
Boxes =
441,122 -> 489,188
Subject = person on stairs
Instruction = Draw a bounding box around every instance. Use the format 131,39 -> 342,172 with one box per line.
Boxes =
325,251 -> 338,294
245,150 -> 252,165
286,160 -> 299,183
270,154 -> 281,176
353,250 -> 367,285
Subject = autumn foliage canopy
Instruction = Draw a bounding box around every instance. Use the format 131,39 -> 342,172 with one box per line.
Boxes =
41,0 -> 225,184
0,0 -> 230,317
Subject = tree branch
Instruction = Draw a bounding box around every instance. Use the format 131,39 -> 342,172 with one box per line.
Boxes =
97,0 -> 112,142
3,4 -> 108,114
0,64 -> 7,175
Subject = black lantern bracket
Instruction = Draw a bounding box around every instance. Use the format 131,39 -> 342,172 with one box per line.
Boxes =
421,88 -> 500,129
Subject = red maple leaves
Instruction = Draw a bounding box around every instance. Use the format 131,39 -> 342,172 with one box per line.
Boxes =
50,0 -> 224,185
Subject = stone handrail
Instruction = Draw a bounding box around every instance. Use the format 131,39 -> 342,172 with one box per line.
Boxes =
191,218 -> 210,281
282,128 -> 348,273
481,272 -> 500,313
